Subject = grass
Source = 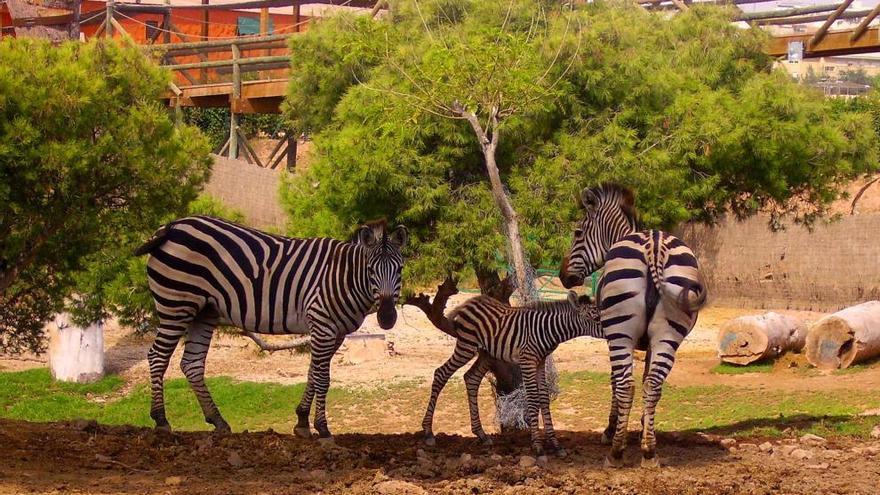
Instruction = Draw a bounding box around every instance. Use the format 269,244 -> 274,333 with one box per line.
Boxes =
1,368 -> 879,440
710,361 -> 774,375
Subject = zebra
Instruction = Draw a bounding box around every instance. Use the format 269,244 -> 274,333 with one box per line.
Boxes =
134,216 -> 407,440
422,291 -> 601,456
559,183 -> 707,468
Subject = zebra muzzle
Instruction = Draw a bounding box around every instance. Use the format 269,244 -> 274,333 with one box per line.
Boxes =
377,297 -> 397,329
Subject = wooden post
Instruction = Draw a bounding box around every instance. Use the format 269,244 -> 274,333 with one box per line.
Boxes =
105,0 -> 114,38
163,0 -> 170,43
287,132 -> 297,171
293,2 -> 301,32
260,6 -> 269,71
48,314 -> 104,384
201,0 -> 209,83
72,0 -> 82,40
229,43 -> 241,160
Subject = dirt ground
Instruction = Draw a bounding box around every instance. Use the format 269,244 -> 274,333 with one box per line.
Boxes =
2,418 -> 879,495
3,298 -> 880,494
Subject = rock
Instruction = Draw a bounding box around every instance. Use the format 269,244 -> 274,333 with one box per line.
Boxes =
227,450 -> 244,468
739,443 -> 759,452
309,469 -> 327,480
806,462 -> 830,470
865,446 -> 880,455
536,455 -> 549,467
790,448 -> 813,460
416,448 -> 428,459
195,437 -> 214,451
519,455 -> 537,468
871,425 -> 880,439
490,454 -> 504,462
759,442 -> 773,453
164,476 -> 184,486
800,433 -> 826,445
778,445 -> 798,457
375,480 -> 427,495
460,453 -> 472,464
94,454 -> 113,464
720,438 -> 737,448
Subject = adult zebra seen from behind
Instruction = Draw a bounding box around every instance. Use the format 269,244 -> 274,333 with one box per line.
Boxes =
560,183 -> 707,468
135,216 -> 407,441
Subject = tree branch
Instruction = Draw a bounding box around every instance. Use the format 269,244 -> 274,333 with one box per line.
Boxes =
244,332 -> 309,353
851,176 -> 880,215
402,274 -> 458,336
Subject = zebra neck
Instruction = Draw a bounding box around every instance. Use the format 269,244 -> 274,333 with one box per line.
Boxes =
323,243 -> 373,310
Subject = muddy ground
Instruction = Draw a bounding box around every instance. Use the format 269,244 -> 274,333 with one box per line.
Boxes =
2,418 -> 880,495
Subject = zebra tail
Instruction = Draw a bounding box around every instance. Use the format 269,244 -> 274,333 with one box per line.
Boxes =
133,224 -> 171,256
673,272 -> 708,314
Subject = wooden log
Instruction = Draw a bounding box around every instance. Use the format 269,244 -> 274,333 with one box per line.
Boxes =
805,301 -> 880,370
48,314 -> 104,383
718,312 -> 807,365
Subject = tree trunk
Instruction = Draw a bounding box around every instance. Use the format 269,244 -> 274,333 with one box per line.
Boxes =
475,266 -> 515,305
48,314 -> 104,383
717,312 -> 807,365
805,301 -> 880,370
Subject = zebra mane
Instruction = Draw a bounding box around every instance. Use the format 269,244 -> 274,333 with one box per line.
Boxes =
349,218 -> 388,244
583,182 -> 638,228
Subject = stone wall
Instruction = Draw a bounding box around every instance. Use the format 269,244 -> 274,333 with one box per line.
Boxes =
203,155 -> 287,231
679,213 -> 880,312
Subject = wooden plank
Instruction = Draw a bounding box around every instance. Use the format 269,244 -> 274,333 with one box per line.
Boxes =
738,3 -> 840,21
154,33 -> 292,51
201,0 -> 209,83
767,26 -> 880,58
164,55 -> 289,71
851,3 -> 880,42
232,96 -> 284,114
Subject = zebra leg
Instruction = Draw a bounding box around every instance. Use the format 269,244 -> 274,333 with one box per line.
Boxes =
307,329 -> 345,440
294,359 -> 317,438
148,320 -> 190,431
422,341 -> 476,446
604,341 -> 636,468
180,317 -> 230,433
521,358 -> 544,456
463,353 -> 492,446
601,376 -> 618,445
537,361 -> 564,457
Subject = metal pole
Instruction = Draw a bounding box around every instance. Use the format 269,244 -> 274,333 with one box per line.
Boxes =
229,44 -> 241,160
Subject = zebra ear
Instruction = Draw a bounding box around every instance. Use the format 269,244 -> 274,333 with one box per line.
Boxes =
580,187 -> 599,210
357,225 -> 378,247
567,290 -> 579,308
390,225 -> 408,249
620,187 -> 636,218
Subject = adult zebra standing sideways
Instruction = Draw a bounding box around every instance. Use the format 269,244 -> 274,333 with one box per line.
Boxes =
559,184 -> 707,468
134,216 -> 407,440
422,291 -> 602,456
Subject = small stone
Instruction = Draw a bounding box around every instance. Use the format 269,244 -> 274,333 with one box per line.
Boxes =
790,448 -> 813,460
739,443 -> 759,452
416,448 -> 428,459
164,476 -> 184,486
227,450 -> 244,468
94,454 -> 113,464
778,445 -> 798,457
759,442 -> 773,453
806,462 -> 830,470
800,433 -> 826,445
309,469 -> 326,480
490,454 -> 504,462
720,438 -> 737,448
375,480 -> 427,495
871,425 -> 880,439
519,455 -> 537,468
536,455 -> 549,467
460,453 -> 472,464
865,446 -> 880,455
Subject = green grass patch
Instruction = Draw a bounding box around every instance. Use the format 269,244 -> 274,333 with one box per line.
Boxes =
710,361 -> 774,375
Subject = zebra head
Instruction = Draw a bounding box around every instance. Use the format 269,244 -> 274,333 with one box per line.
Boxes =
560,183 -> 637,289
356,220 -> 408,330
567,290 -> 600,322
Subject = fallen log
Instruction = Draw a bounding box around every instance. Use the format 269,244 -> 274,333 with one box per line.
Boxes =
48,314 -> 104,383
717,312 -> 807,365
805,301 -> 880,370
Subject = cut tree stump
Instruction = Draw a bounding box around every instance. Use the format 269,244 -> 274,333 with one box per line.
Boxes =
805,301 -> 880,370
717,312 -> 807,365
48,314 -> 104,383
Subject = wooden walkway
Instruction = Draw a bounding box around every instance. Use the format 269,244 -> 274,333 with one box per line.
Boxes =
163,79 -> 287,114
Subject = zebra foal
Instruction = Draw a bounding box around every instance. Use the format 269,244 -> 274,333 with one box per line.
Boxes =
560,183 -> 707,468
135,216 -> 407,440
422,291 -> 601,456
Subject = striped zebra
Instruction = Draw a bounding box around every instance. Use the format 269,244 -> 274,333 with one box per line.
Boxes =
422,291 -> 601,456
559,183 -> 707,468
134,216 -> 407,440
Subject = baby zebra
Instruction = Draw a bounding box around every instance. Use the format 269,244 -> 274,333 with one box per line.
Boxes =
422,291 -> 601,456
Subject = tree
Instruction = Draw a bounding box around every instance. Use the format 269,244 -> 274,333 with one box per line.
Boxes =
0,38 -> 212,353
281,0 -> 879,424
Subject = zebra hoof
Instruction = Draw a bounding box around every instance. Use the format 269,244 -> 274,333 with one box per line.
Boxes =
554,448 -> 568,459
294,426 -> 312,439
154,424 -> 173,434
207,416 -> 231,434
480,437 -> 494,447
424,435 -> 436,447
641,455 -> 661,469
603,454 -> 624,469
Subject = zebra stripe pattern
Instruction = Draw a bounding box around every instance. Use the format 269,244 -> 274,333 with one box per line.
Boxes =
560,183 -> 707,468
422,291 -> 601,456
135,216 -> 407,439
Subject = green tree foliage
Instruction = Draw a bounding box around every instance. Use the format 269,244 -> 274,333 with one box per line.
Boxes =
182,107 -> 287,150
282,0 -> 879,289
0,38 -> 212,353
71,195 -> 246,333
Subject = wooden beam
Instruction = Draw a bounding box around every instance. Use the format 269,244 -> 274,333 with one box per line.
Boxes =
756,9 -> 871,26
671,0 -> 689,11
163,55 -> 289,71
201,0 -> 209,83
768,26 -> 880,58
851,3 -> 880,42
293,1 -> 300,31
151,33 -> 292,51
738,3 -> 840,22
810,0 -> 855,48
